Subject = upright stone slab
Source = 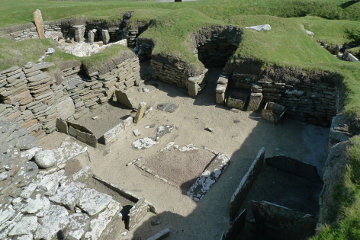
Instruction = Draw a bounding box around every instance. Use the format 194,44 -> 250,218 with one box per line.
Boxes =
134,102 -> 147,123
247,93 -> 263,111
74,25 -> 85,42
33,9 -> 45,39
102,30 -> 110,44
88,29 -> 96,43
229,147 -> 265,220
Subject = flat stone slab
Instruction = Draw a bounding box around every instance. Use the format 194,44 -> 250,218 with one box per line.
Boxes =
84,200 -> 122,239
67,213 -> 90,240
78,188 -> 112,216
35,205 -> 70,240
8,216 -> 38,237
50,182 -> 84,210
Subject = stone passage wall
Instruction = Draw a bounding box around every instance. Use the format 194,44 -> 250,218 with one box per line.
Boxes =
226,60 -> 342,126
151,55 -> 208,98
0,51 -> 141,139
5,22 -> 63,41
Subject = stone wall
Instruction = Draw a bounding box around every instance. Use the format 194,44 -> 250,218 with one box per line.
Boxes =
5,22 -> 63,41
151,55 -> 208,98
225,59 -> 343,126
0,51 -> 141,139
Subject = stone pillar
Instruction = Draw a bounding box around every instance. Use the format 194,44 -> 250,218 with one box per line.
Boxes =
33,9 -> 45,39
73,25 -> 85,42
247,84 -> 263,111
88,29 -> 96,43
102,30 -> 110,44
216,76 -> 228,104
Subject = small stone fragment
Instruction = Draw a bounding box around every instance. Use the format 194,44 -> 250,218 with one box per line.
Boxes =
132,138 -> 158,150
134,102 -> 147,123
133,129 -> 141,137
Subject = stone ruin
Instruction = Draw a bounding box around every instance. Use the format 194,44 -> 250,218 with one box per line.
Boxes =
0,13 -> 353,240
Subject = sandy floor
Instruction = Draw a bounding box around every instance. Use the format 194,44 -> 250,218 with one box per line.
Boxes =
40,68 -> 329,240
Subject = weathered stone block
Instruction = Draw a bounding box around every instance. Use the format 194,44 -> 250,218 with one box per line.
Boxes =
102,121 -> 124,145
227,97 -> 246,110
56,96 -> 75,120
247,92 -> 263,111
56,118 -> 68,134
127,198 -> 148,230
102,30 -> 110,44
73,25 -> 85,42
68,123 -> 97,148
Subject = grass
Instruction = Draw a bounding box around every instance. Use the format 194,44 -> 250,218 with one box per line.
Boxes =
312,136 -> 360,240
0,0 -> 360,239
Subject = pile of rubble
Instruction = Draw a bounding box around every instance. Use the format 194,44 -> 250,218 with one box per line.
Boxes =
0,118 -> 154,239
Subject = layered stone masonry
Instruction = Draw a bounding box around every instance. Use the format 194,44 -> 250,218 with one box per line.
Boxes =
225,62 -> 341,126
0,54 -> 140,139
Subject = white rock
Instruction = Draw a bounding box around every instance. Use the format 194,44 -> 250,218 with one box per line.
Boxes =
78,188 -> 112,216
34,150 -> 57,168
0,205 -> 15,225
67,213 -> 90,240
346,52 -> 359,62
123,116 -> 133,127
49,182 -> 84,210
306,30 -> 314,37
245,24 -> 271,31
21,147 -> 43,160
8,216 -> 38,236
46,48 -> 55,55
22,194 -> 50,214
133,129 -> 141,137
20,182 -> 39,199
84,200 -> 121,240
35,205 -> 69,240
132,138 -> 158,150
16,234 -> 33,240
38,170 -> 65,196
53,137 -> 87,165
0,172 -> 8,182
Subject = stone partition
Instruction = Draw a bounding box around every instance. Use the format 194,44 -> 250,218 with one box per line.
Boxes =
225,59 -> 343,126
229,147 -> 265,220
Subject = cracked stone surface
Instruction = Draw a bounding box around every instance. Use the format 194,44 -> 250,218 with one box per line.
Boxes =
49,182 -> 84,210
8,216 -> 38,237
78,188 -> 112,216
66,213 -> 90,240
35,205 -> 69,240
84,200 -> 121,240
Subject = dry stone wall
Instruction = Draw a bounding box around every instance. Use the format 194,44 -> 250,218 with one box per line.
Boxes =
225,60 -> 342,126
0,51 -> 141,140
